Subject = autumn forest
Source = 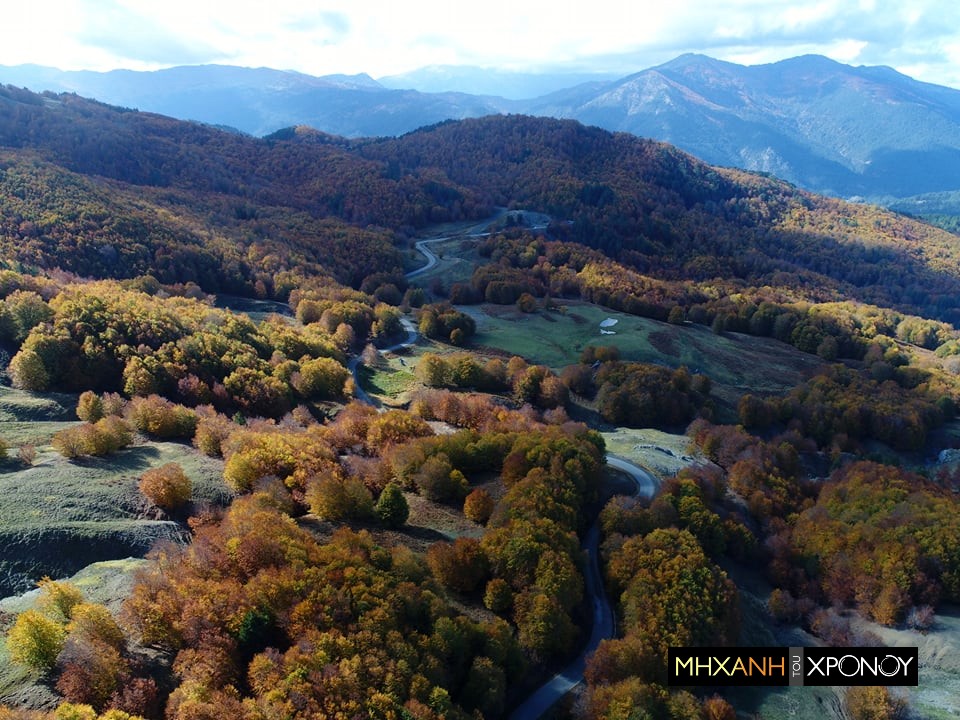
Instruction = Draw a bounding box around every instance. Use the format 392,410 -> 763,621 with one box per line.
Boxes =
0,84 -> 957,720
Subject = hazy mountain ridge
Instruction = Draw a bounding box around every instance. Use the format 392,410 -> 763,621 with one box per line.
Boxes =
535,54 -> 960,198
379,65 -> 620,99
0,63 -> 515,138
5,55 -> 960,201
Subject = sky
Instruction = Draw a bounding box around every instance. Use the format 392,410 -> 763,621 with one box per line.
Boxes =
3,0 -> 960,87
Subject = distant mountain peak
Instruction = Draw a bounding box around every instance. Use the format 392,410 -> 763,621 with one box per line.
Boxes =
767,53 -> 843,68
659,52 -> 730,68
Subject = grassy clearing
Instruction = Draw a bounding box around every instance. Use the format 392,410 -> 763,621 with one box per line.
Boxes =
848,607 -> 960,719
407,236 -> 485,286
732,685 -> 844,720
0,386 -> 78,448
356,333 -> 477,404
736,609 -> 960,720
720,558 -> 960,720
0,387 -> 231,700
723,568 -> 848,720
214,294 -> 295,323
465,301 -> 826,416
0,559 -> 147,616
297,491 -> 483,557
0,385 -> 80,469
600,427 -> 704,480
0,442 -> 228,528
469,301 -> 824,386
403,211 -> 509,281
0,420 -> 82,448
0,438 -> 227,597
0,387 -> 75,422
404,491 -> 484,543
358,362 -> 418,400
0,633 -> 50,710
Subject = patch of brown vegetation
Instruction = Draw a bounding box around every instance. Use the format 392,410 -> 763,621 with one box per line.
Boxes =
481,305 -> 515,319
471,343 -> 514,358
648,330 -> 680,357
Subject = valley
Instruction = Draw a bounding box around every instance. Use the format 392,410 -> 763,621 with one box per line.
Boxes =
0,89 -> 956,720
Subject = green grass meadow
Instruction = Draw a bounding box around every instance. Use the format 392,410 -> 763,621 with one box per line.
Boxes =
358,362 -> 418,400
465,301 -> 826,417
0,385 -> 229,597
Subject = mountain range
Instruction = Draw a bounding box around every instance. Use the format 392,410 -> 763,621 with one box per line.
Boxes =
1,82 -> 959,328
3,55 -> 960,207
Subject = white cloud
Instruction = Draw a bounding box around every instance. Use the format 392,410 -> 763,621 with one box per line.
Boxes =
1,0 -> 960,88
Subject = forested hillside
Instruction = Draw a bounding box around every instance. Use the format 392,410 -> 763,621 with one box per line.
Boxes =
4,86 -> 960,325
0,87 -> 959,720
361,117 -> 960,324
9,54 -> 960,207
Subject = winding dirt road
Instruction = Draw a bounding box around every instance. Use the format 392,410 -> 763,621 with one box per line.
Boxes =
353,217 -> 659,719
405,237 -> 444,278
508,456 -> 658,720
346,316 -> 418,405
348,219 -> 490,400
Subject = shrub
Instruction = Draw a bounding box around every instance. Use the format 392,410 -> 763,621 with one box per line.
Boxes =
51,418 -> 133,458
463,488 -> 494,525
225,368 -> 292,418
37,578 -> 84,621
17,444 -> 36,465
76,391 -> 104,422
846,686 -> 906,720
702,696 -> 737,720
366,410 -> 433,452
110,677 -> 160,718
52,426 -> 88,459
427,538 -> 489,594
416,353 -> 450,387
67,603 -> 125,651
8,348 -> 50,390
306,476 -> 374,521
100,392 -> 127,417
56,641 -> 128,711
906,605 -> 935,633
127,395 -> 198,438
483,578 -> 513,613
292,357 -> 350,399
7,609 -> 66,670
139,463 -> 192,511
53,704 -> 99,720
193,413 -> 234,457
516,293 -> 538,313
414,454 -> 469,503
374,483 -> 409,528
92,416 -> 134,454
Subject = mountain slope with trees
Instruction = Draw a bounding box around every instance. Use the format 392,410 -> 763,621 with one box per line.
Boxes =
2,85 -> 960,326
7,55 -> 960,205
0,84 -> 959,720
531,53 -> 960,199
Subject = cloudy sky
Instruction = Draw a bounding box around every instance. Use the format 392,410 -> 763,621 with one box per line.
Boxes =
3,0 -> 960,87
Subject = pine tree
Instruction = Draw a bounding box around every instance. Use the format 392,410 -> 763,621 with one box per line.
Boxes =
375,483 -> 409,528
